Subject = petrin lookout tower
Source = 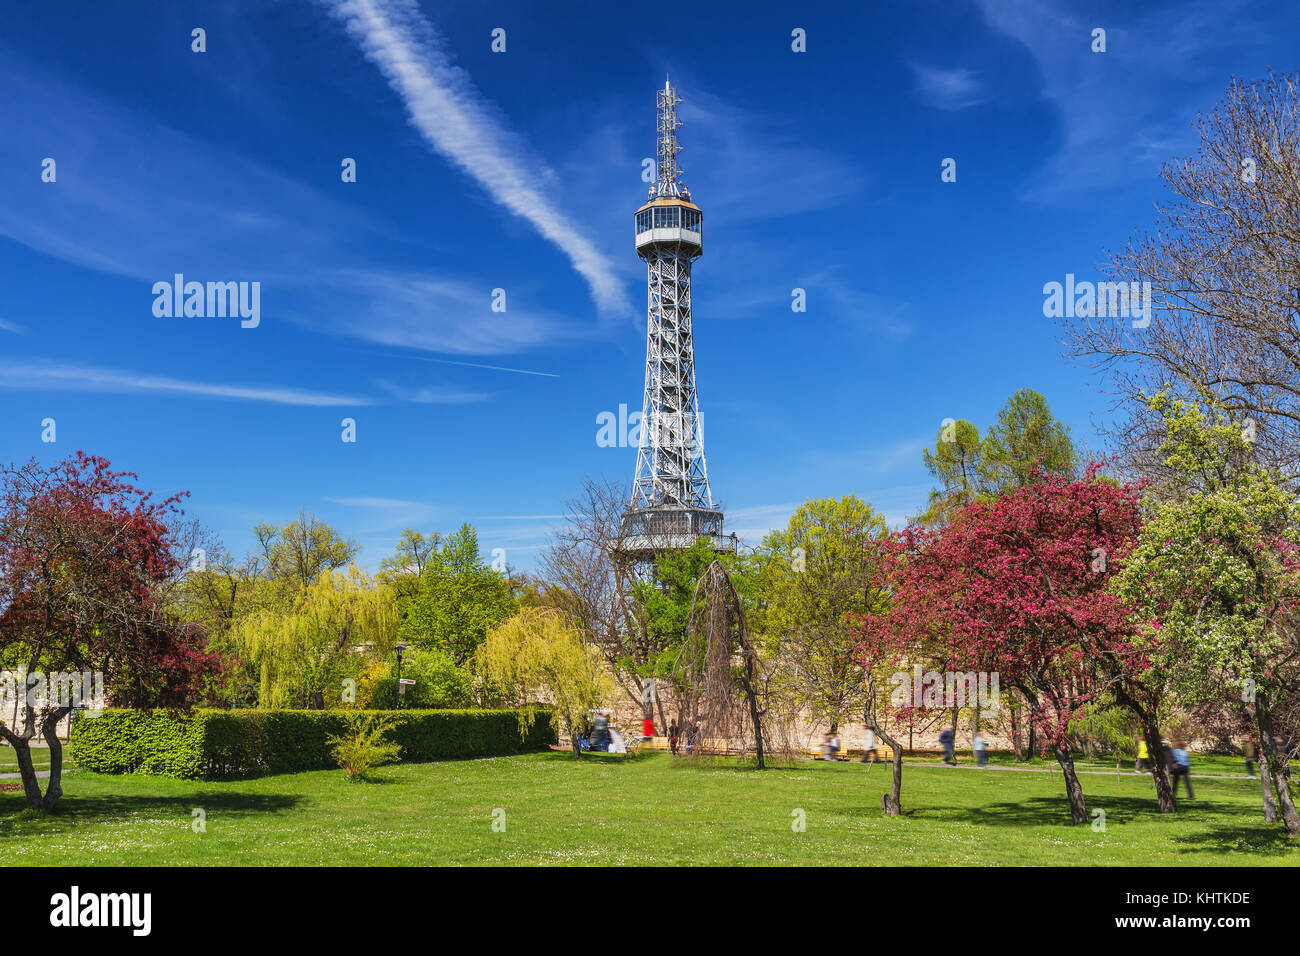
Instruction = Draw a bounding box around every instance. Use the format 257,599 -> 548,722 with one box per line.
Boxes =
617,79 -> 732,563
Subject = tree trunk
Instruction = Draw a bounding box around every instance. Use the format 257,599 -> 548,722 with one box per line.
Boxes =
1258,750 -> 1279,822
877,725 -> 904,816
11,737 -> 44,809
1114,687 -> 1176,812
1254,693 -> 1300,835
3,706 -> 70,811
864,701 -> 903,816
40,710 -> 65,810
1053,743 -> 1089,824
1141,720 -> 1176,813
741,657 -> 765,771
567,717 -> 582,758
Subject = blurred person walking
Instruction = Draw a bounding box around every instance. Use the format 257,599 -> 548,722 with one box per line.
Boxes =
1171,740 -> 1194,799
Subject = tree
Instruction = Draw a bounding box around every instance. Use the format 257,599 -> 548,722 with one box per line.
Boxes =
758,495 -> 889,734
867,468 -> 1145,824
0,453 -> 221,810
227,566 -> 398,708
918,418 -> 985,526
356,646 -> 473,709
1115,393 -> 1300,835
541,479 -> 646,710
253,510 -> 359,593
981,388 -> 1077,491
379,528 -> 442,606
634,539 -> 723,703
399,524 -> 514,666
1064,71 -> 1300,482
918,391 -> 1080,755
476,607 -> 615,756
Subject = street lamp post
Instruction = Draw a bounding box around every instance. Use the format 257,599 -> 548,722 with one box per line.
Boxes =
395,644 -> 406,709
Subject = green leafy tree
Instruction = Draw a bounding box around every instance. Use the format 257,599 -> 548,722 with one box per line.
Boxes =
980,388 -> 1077,491
476,606 -> 616,756
918,418 -> 984,526
633,539 -> 719,685
1116,393 -> 1300,835
399,524 -> 515,666
758,495 -> 890,733
254,510 -> 359,592
356,646 -> 473,709
379,528 -> 442,607
629,539 -> 757,722
228,566 -> 398,708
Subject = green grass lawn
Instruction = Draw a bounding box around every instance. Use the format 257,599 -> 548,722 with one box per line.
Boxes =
0,747 -> 51,773
910,752 -> 1254,776
2,752 -> 1294,866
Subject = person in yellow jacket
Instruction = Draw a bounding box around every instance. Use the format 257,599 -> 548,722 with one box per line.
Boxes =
1135,738 -> 1149,773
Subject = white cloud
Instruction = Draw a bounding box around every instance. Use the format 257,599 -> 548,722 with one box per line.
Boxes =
324,496 -> 440,536
971,0 -> 1272,199
324,0 -> 630,314
910,64 -> 986,111
0,360 -> 372,407
328,496 -> 427,508
316,270 -> 581,358
675,90 -> 865,222
372,379 -> 491,405
0,59 -> 603,359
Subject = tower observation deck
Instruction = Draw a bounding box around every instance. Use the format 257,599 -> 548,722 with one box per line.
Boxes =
616,79 -> 733,562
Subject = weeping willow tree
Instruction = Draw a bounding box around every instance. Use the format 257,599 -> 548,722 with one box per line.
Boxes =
228,566 -> 399,708
677,560 -> 785,767
477,606 -> 616,756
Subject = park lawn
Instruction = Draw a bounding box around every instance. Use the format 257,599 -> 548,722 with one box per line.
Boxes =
932,752 -> 1253,776
0,752 -> 1293,866
0,747 -> 51,773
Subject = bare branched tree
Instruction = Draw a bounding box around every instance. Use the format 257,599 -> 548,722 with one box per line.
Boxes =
540,479 -> 649,713
1063,71 -> 1300,481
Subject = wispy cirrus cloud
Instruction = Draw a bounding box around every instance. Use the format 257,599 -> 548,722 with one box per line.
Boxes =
0,319 -> 22,334
676,89 -> 865,221
323,0 -> 631,314
373,379 -> 490,404
0,360 -> 372,407
322,497 -> 440,550
0,57 -> 598,360
972,0 -> 1278,199
910,64 -> 986,111
312,270 -> 578,358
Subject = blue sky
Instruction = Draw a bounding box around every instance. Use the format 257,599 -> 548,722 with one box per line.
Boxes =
0,0 -> 1294,570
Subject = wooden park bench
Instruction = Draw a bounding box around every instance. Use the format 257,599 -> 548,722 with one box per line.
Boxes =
809,744 -> 896,762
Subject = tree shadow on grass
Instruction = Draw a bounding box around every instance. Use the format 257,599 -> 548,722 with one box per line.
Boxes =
1169,824 -> 1298,857
0,791 -> 303,830
902,795 -> 1246,829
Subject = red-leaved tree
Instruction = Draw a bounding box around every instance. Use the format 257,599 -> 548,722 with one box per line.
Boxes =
0,452 -> 222,810
861,467 -> 1145,824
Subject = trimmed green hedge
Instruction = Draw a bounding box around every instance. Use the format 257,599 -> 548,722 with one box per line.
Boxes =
69,708 -> 556,779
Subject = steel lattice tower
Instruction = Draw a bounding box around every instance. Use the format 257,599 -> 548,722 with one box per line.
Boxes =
617,79 -> 732,561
